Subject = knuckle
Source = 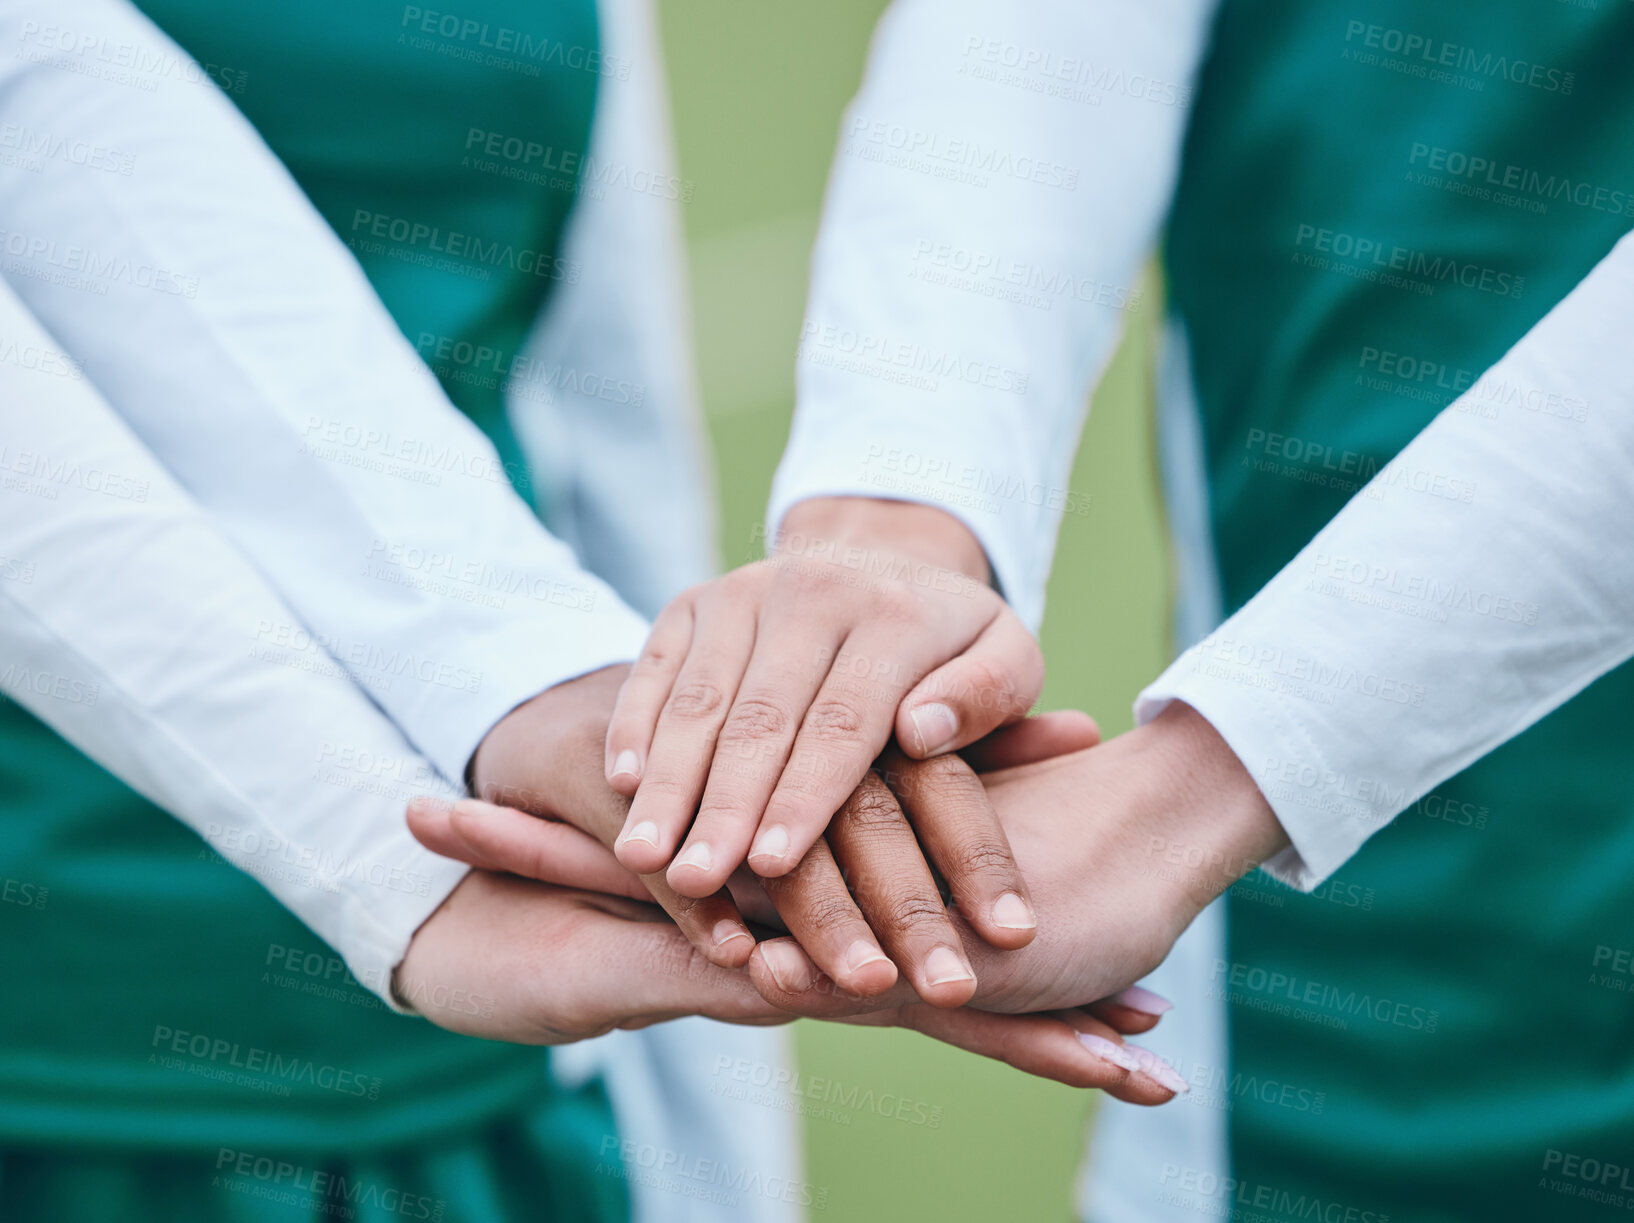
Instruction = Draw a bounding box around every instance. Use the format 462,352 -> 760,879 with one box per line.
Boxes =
721,695 -> 792,744
633,648 -> 676,677
946,837 -> 1017,882
840,782 -> 906,835
882,892 -> 951,934
802,696 -> 869,743
871,582 -> 922,622
798,892 -> 866,936
665,681 -> 727,722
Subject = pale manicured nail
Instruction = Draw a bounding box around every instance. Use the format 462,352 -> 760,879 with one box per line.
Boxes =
712,921 -> 751,951
909,702 -> 960,756
843,940 -> 890,977
1108,985 -> 1173,1016
671,841 -> 713,874
610,749 -> 641,780
760,941 -> 816,993
750,824 -> 790,865
1128,1045 -> 1190,1094
923,945 -> 976,987
1077,1033 -> 1141,1073
991,892 -> 1036,931
618,819 -> 660,850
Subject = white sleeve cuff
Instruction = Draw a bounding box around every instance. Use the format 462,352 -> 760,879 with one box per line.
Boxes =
1135,648 -> 1387,892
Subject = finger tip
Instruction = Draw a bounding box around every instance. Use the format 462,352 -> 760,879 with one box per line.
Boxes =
664,868 -> 722,899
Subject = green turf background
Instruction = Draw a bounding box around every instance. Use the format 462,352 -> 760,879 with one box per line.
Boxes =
661,5 -> 1172,1218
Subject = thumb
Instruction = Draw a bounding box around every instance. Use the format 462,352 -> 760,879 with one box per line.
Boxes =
895,612 -> 1044,758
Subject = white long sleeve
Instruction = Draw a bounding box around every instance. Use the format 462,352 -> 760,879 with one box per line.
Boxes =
0,279 -> 466,1005
513,0 -> 719,620
0,0 -> 650,785
1137,231 -> 1634,888
776,0 -> 1634,892
768,0 -> 1217,630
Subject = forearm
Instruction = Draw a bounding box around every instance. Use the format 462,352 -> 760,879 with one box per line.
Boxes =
0,280 -> 465,1005
0,0 -> 650,782
1141,231 -> 1634,887
770,0 -> 1217,630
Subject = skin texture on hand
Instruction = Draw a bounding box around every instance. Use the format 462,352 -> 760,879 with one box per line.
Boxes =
747,702 -> 1291,1018
402,804 -> 1184,1102
466,664 -> 1095,1005
601,496 -> 1048,911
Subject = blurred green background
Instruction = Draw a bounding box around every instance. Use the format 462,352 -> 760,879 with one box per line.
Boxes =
661,5 -> 1172,1220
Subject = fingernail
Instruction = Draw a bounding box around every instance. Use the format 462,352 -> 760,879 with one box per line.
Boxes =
611,749 -> 641,781
618,819 -> 660,850
843,939 -> 890,977
1108,985 -> 1173,1016
713,921 -> 751,951
750,824 -> 790,865
1077,1033 -> 1141,1073
761,941 -> 815,993
671,841 -> 712,874
991,892 -> 1036,931
909,702 -> 959,756
1128,1045 -> 1190,1094
923,945 -> 976,987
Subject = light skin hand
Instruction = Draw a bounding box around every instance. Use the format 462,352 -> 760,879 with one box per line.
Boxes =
602,497 -> 1048,931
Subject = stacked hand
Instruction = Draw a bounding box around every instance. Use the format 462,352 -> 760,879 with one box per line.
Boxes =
398,501 -> 1287,1105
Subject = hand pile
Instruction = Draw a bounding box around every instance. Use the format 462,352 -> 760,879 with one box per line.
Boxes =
398,500 -> 1289,1104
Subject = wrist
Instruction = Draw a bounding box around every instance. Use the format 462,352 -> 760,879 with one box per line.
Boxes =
778,496 -> 991,585
1135,701 -> 1290,917
469,664 -> 631,839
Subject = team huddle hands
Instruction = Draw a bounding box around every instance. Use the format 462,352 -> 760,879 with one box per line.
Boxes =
401,498 -> 1290,1103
